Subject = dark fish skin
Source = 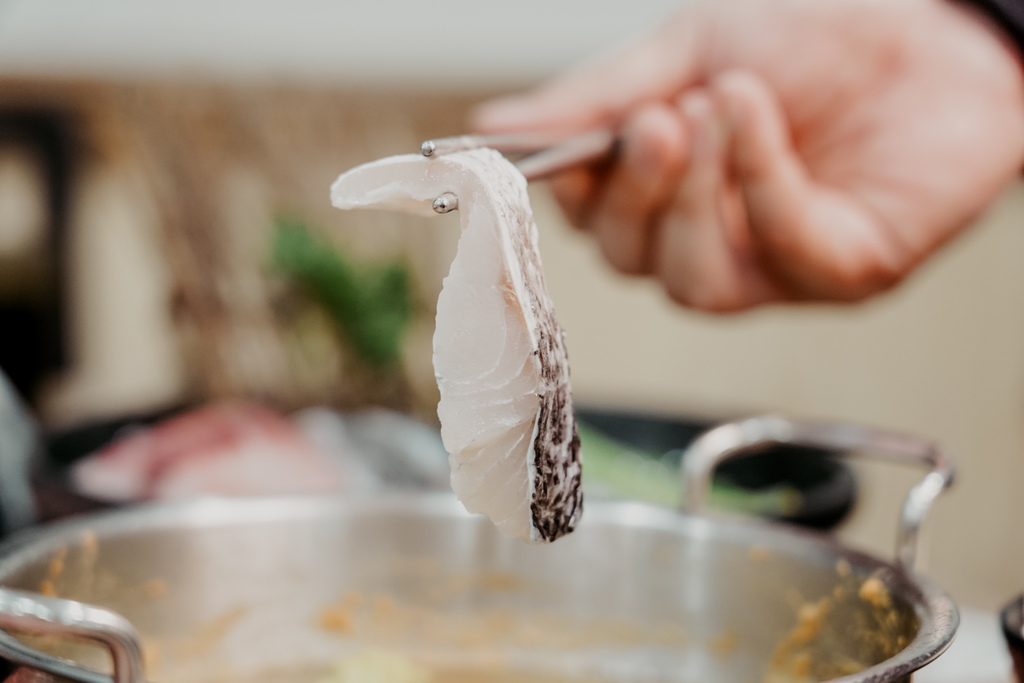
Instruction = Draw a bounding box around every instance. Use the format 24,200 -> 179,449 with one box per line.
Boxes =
532,395 -> 583,542
506,195 -> 583,543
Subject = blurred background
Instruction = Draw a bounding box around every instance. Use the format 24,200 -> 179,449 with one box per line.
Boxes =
0,0 -> 1022,618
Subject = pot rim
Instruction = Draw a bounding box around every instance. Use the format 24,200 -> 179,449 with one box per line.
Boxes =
0,493 -> 958,683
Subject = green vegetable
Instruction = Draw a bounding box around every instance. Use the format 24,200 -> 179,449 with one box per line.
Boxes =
273,218 -> 411,368
578,424 -> 802,516
580,424 -> 681,507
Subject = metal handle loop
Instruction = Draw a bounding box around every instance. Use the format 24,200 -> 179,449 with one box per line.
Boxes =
0,588 -> 144,683
680,415 -> 955,572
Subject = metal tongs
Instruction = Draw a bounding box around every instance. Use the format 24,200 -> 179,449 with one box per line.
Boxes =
419,129 -> 616,213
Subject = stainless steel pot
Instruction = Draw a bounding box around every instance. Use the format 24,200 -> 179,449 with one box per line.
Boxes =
0,417 -> 958,683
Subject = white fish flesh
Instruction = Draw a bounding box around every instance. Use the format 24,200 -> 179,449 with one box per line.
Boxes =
330,148 -> 582,543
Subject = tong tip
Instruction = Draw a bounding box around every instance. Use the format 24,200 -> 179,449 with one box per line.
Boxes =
432,193 -> 458,214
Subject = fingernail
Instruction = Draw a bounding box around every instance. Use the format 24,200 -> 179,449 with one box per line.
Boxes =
720,95 -> 745,136
710,74 -> 747,135
620,138 -> 648,176
680,93 -> 715,160
621,126 -> 661,177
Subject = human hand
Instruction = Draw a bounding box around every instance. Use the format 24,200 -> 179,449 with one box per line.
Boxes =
474,0 -> 1024,311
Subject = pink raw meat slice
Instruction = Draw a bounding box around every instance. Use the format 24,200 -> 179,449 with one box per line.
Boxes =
70,403 -> 346,502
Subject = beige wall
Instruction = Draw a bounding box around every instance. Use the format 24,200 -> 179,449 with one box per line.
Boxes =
39,163 -> 187,421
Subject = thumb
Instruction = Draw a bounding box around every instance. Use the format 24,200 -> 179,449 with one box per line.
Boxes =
473,11 -> 707,134
713,69 -> 904,299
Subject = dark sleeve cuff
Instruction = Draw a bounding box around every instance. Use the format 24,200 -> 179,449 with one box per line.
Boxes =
957,0 -> 1024,58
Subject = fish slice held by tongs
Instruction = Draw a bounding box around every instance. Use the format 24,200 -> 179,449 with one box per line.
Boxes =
420,128 -> 617,213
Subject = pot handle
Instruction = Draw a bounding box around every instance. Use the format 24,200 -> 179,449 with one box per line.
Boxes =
679,415 -> 955,573
0,588 -> 144,683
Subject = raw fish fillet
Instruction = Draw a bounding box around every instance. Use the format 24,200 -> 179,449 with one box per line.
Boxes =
330,148 -> 582,543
